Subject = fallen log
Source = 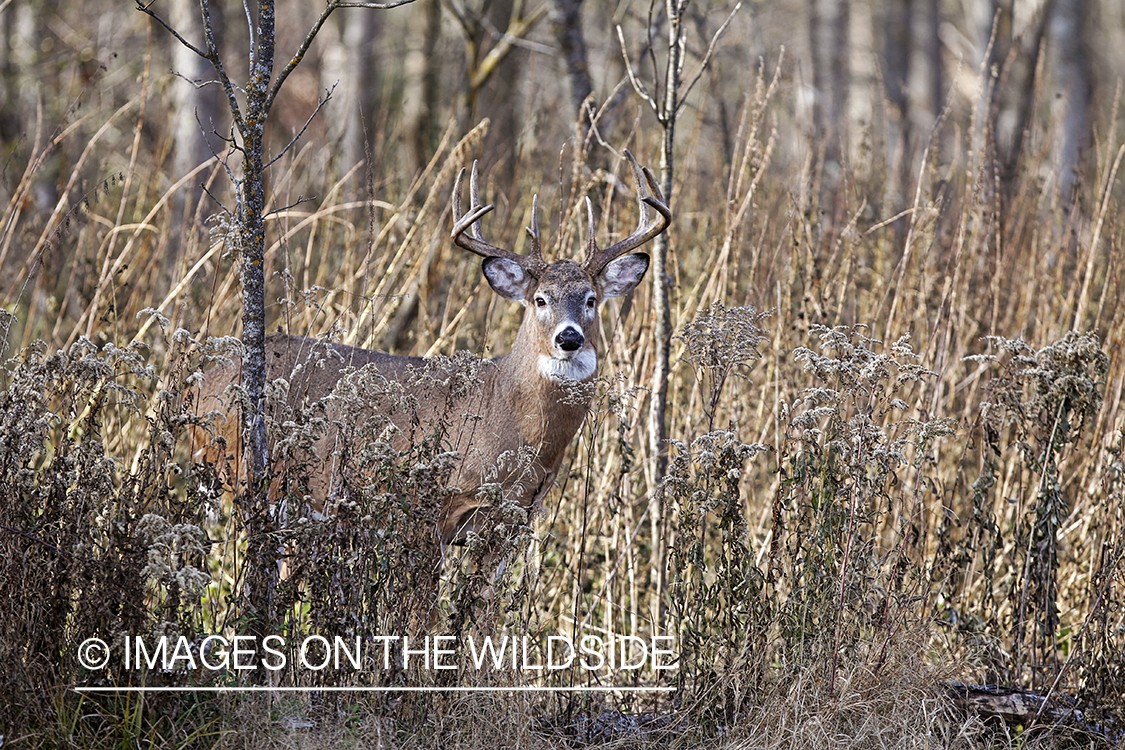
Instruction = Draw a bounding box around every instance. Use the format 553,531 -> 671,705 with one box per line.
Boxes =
942,681 -> 1123,744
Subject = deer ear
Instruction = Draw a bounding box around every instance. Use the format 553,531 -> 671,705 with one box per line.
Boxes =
482,257 -> 535,301
597,253 -> 649,298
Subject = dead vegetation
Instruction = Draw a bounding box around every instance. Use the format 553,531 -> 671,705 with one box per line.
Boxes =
1,9 -> 1124,750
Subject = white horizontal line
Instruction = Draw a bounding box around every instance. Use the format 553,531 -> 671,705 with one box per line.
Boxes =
74,685 -> 674,693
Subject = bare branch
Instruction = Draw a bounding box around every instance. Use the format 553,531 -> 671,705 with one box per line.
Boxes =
200,182 -> 232,215
468,4 -> 548,91
242,0 -> 256,67
668,1 -> 688,111
265,195 -> 318,218
677,1 -> 741,116
485,24 -> 556,54
265,83 -> 338,170
137,0 -> 246,131
135,1 -> 208,58
646,0 -> 662,102
616,25 -> 659,114
480,8 -> 555,54
444,0 -> 476,43
171,70 -> 217,90
266,4 -> 334,111
197,131 -> 239,218
336,0 -> 419,7
267,0 -> 415,111
195,110 -> 239,187
200,0 -> 246,132
575,78 -> 629,155
582,96 -> 611,153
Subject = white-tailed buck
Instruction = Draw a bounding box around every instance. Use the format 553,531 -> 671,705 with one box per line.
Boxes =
193,151 -> 670,545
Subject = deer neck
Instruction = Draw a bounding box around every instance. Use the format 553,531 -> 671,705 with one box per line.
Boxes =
493,315 -> 596,465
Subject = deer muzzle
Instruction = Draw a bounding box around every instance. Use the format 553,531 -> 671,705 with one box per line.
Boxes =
555,326 -> 584,353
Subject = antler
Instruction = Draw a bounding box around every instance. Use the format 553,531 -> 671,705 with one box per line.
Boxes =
452,162 -> 547,276
584,150 -> 671,274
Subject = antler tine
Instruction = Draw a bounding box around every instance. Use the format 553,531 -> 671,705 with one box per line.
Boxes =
525,194 -> 543,261
451,161 -> 537,270
584,196 -> 597,258
584,149 -> 672,273
468,160 -> 482,217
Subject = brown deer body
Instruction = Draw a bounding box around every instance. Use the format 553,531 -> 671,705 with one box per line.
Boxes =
192,152 -> 670,545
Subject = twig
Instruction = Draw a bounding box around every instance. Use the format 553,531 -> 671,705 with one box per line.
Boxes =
336,0 -> 421,6
266,0 -> 418,113
265,196 -> 318,219
200,183 -> 231,215
242,0 -> 256,68
266,3 -> 335,111
195,112 -> 239,188
135,1 -> 208,58
677,1 -> 742,116
616,25 -> 659,113
265,82 -> 338,170
137,0 -> 246,132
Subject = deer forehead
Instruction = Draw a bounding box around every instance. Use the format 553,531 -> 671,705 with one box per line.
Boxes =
533,260 -> 596,300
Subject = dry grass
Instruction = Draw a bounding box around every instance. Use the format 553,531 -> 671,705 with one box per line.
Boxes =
1,19 -> 1124,750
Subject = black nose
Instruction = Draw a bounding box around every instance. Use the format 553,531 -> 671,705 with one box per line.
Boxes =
556,327 -> 584,352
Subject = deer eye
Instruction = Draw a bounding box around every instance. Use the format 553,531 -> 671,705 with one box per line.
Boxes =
535,297 -> 547,308
586,296 -> 596,309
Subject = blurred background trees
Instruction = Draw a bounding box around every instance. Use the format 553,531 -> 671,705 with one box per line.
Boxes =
0,0 -> 1110,215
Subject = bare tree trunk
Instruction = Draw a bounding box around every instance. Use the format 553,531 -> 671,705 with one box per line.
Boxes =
883,0 -> 912,239
17,3 -> 59,214
809,0 -> 829,149
449,0 -> 545,174
322,8 -> 381,180
404,0 -> 443,175
883,0 -> 911,145
237,0 -> 278,647
169,0 -> 225,286
551,0 -> 594,131
808,0 -> 849,214
171,3 -> 224,186
619,0 -> 727,631
619,7 -> 737,599
648,0 -> 685,485
982,0 -> 1050,202
649,163 -> 674,477
0,4 -> 21,215
0,4 -> 17,152
477,0 -> 523,178
809,0 -> 845,161
927,0 -> 943,123
829,0 -> 850,159
1051,0 -> 1090,204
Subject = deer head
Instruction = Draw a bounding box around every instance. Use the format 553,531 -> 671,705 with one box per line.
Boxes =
451,150 -> 671,383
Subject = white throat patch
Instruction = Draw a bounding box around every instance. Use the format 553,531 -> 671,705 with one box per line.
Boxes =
539,350 -> 596,382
